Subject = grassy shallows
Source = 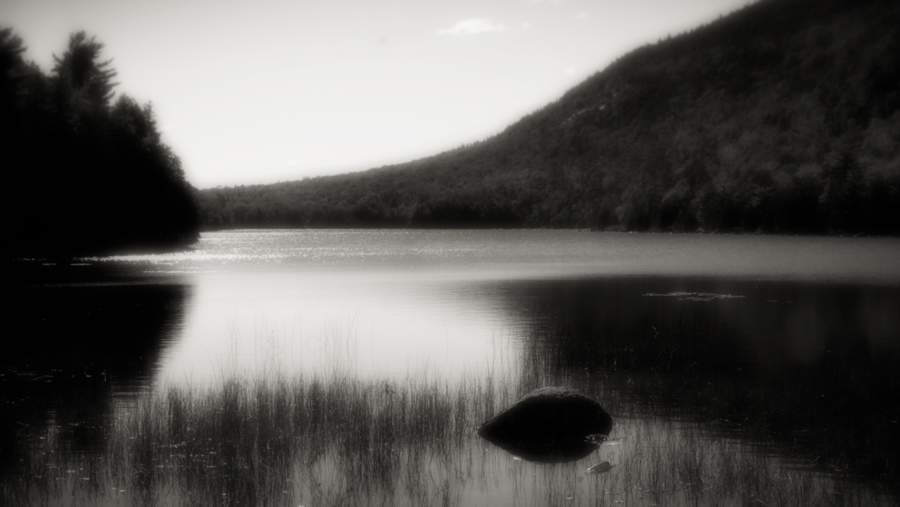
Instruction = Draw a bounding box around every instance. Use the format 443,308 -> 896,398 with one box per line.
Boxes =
6,374 -> 505,507
3,373 -> 896,507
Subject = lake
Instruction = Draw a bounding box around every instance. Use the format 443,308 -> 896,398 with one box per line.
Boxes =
4,230 -> 900,506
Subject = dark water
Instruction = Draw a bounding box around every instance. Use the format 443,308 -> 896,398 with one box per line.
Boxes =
3,265 -> 191,470
495,277 -> 900,487
4,230 -> 900,501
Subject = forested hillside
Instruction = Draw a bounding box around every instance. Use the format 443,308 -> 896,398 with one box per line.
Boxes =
2,30 -> 200,257
201,0 -> 899,234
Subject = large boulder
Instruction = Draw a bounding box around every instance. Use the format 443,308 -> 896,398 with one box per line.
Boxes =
477,387 -> 613,463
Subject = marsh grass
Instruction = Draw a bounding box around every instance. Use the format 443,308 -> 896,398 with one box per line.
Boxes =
3,365 -> 895,507
3,313 -> 895,506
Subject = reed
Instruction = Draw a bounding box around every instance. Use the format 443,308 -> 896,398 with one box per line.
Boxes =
4,314 -> 896,507
3,364 -> 895,507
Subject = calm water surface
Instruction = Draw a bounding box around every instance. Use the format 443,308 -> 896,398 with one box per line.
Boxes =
5,230 -> 900,504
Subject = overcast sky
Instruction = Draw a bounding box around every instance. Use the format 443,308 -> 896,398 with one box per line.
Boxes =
4,0 -> 751,189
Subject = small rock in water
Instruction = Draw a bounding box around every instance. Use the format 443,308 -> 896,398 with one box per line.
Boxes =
585,460 -> 614,474
478,386 -> 613,463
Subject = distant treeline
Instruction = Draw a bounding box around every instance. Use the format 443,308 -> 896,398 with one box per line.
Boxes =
198,0 -> 899,235
2,30 -> 199,258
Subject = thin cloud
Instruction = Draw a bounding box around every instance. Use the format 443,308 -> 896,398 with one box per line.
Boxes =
436,19 -> 509,37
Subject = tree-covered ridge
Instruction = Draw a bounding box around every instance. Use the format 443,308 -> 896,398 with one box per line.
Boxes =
2,30 -> 200,258
198,0 -> 899,234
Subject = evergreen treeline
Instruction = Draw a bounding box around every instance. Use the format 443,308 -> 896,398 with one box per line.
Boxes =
198,0 -> 899,235
2,30 -> 200,257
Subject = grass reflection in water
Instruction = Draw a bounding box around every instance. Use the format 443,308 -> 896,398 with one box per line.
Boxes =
6,367 -> 894,507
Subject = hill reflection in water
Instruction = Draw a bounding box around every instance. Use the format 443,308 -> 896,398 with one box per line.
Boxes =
491,277 -> 900,489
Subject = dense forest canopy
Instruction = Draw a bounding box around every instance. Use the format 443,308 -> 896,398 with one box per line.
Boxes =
198,0 -> 899,235
2,29 -> 200,258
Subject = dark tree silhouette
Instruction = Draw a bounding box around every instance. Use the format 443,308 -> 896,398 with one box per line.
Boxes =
52,32 -> 117,108
4,29 -> 199,258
